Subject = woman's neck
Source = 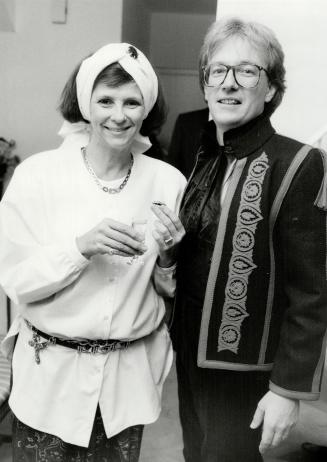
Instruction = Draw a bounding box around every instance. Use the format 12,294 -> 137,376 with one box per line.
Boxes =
85,140 -> 132,181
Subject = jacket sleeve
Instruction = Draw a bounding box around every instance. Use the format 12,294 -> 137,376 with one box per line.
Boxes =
0,162 -> 89,305
270,149 -> 327,400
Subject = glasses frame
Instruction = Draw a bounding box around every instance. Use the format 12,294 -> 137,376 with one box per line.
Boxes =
202,63 -> 269,89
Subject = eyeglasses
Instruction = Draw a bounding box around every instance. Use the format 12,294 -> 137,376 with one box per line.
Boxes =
203,63 -> 269,89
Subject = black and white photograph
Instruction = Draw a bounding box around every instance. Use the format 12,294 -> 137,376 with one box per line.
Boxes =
0,1 -> 327,461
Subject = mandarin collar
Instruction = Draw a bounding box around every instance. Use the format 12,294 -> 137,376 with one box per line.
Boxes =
200,113 -> 275,160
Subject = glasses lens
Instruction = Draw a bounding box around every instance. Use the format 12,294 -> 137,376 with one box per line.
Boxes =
205,64 -> 228,87
234,64 -> 260,88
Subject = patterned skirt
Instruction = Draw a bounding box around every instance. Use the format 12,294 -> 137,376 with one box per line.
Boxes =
12,407 -> 144,462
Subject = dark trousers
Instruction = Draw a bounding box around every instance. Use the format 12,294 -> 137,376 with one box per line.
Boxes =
12,407 -> 143,462
176,351 -> 269,462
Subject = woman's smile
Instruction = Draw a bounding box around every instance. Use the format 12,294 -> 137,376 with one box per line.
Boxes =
104,125 -> 132,133
89,81 -> 145,151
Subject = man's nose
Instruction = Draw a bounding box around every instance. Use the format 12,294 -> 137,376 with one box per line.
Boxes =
222,68 -> 239,88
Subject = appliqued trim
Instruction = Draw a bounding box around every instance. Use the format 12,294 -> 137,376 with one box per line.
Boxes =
218,153 -> 269,353
198,158 -> 247,367
198,360 -> 273,371
269,381 -> 320,401
259,144 -> 313,363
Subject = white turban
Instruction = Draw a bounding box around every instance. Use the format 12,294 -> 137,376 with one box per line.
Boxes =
59,43 -> 159,154
76,42 -> 158,121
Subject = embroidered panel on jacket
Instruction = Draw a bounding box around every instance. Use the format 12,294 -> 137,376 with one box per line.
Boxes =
218,153 -> 269,353
202,152 -> 272,365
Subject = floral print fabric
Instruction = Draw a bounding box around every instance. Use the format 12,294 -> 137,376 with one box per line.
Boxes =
12,408 -> 143,462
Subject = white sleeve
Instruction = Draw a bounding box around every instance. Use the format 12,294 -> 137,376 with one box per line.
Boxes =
153,263 -> 177,298
0,163 -> 89,305
153,171 -> 186,298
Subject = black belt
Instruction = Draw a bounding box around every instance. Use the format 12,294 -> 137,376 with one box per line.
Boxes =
25,320 -> 133,364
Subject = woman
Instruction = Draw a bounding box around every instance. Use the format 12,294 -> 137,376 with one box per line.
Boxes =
0,43 -> 186,461
172,17 -> 327,462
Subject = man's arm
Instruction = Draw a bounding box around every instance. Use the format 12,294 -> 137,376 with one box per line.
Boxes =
251,149 -> 327,453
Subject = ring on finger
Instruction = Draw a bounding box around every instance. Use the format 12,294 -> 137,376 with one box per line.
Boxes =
164,237 -> 174,246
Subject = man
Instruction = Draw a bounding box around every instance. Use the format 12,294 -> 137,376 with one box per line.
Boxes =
172,17 -> 327,462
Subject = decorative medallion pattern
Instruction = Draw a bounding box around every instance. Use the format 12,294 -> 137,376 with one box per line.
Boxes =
218,153 -> 269,353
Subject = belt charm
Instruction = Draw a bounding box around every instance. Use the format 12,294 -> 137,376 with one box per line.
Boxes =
28,332 -> 55,364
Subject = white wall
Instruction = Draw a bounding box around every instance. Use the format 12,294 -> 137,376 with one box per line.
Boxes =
0,0 -> 124,160
122,0 -> 151,56
217,0 -> 327,143
150,12 -> 216,148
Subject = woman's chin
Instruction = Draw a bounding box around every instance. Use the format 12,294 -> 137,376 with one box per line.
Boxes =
101,135 -> 132,151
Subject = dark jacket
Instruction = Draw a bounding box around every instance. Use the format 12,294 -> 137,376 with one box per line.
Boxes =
168,108 -> 209,178
174,113 -> 327,400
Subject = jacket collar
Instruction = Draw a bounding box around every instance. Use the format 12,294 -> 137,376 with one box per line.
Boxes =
200,112 -> 275,160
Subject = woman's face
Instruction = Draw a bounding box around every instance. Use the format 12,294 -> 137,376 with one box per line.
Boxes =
89,81 -> 145,152
204,36 -> 276,139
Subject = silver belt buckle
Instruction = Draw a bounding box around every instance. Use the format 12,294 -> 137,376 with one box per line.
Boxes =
77,342 -> 94,354
97,343 -> 114,354
77,340 -> 130,354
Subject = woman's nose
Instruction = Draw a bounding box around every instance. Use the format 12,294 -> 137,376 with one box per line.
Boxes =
110,105 -> 126,123
222,68 -> 239,89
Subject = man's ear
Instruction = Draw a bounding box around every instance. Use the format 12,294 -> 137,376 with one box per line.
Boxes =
265,84 -> 277,103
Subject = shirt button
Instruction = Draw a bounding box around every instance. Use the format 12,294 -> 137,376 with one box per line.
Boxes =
104,316 -> 109,321
108,277 -> 115,282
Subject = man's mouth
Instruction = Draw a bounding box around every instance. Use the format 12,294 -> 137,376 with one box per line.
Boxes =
218,99 -> 241,105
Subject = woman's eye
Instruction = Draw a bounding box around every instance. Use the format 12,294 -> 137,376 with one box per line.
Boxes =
98,98 -> 113,105
125,100 -> 141,107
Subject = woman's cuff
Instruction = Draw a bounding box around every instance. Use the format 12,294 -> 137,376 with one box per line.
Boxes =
154,263 -> 177,298
156,261 -> 177,272
69,238 -> 90,267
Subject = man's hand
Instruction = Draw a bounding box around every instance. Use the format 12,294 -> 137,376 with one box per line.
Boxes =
250,391 -> 299,454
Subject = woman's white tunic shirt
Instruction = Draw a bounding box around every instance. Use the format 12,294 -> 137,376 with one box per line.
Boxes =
0,143 -> 186,447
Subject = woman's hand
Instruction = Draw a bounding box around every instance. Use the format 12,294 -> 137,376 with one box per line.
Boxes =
151,203 -> 185,268
76,218 -> 147,259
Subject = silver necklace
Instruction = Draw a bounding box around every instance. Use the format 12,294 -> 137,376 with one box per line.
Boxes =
81,147 -> 134,194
